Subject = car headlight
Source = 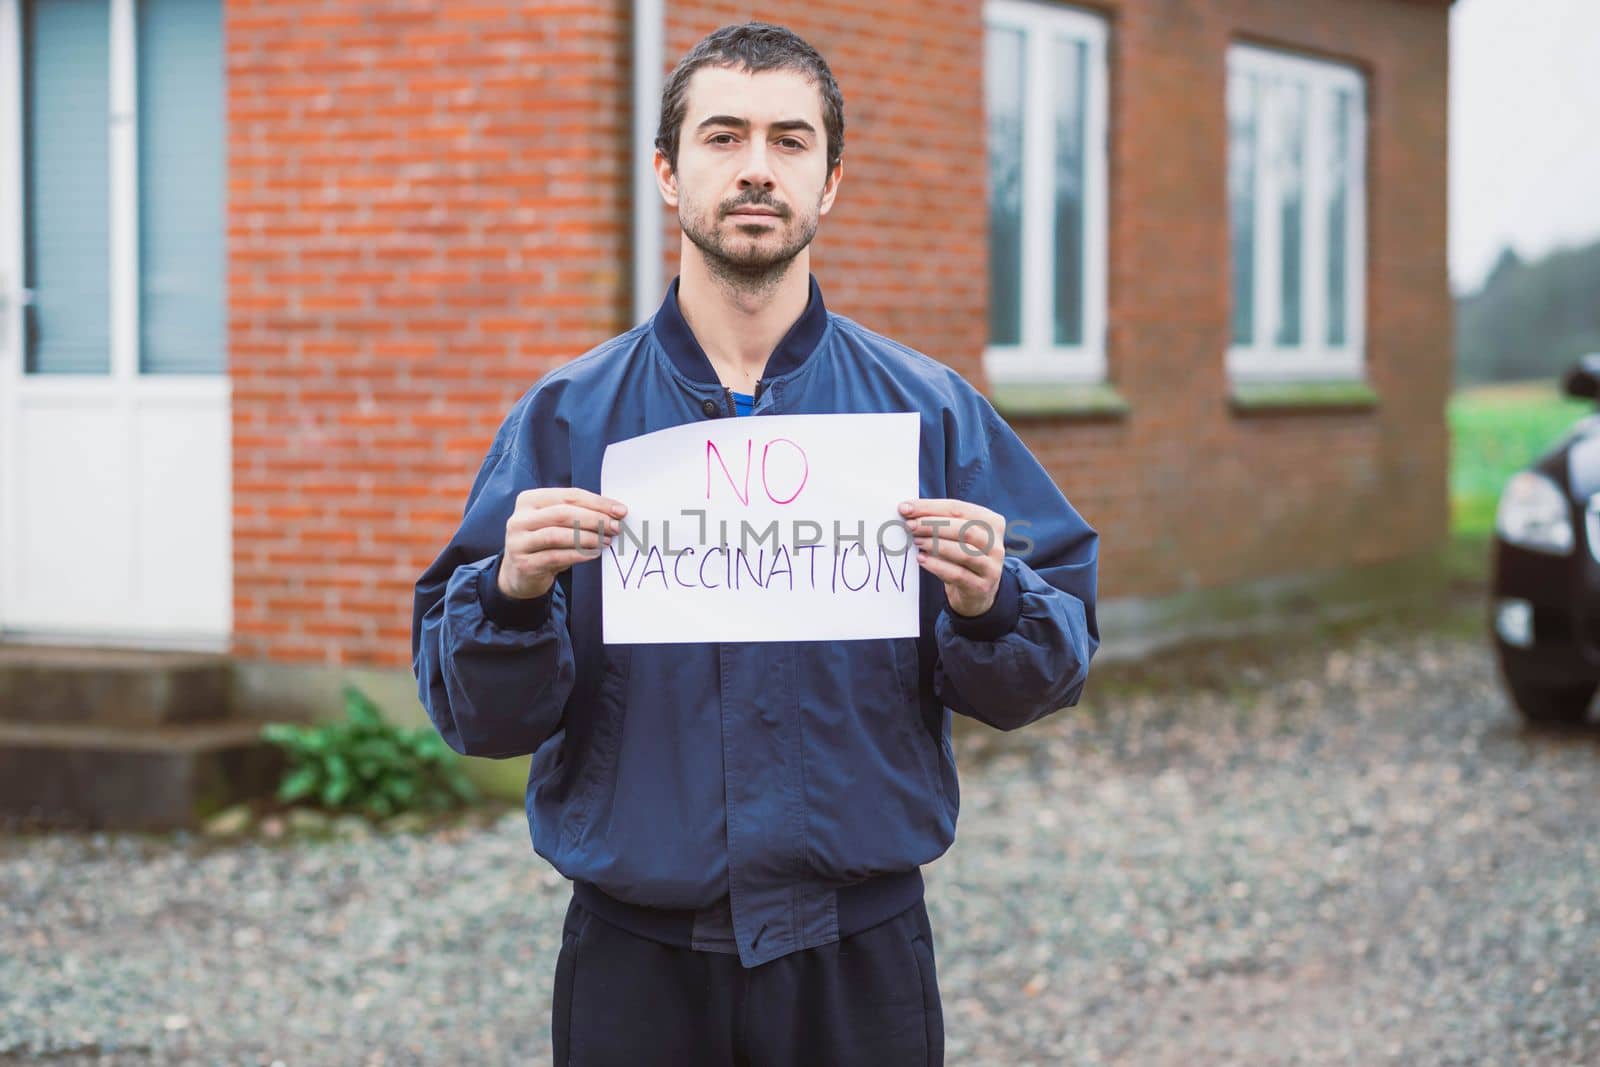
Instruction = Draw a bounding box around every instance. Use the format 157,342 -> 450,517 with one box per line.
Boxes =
1495,471 -> 1574,555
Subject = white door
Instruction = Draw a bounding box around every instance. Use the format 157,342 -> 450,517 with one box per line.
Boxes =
0,0 -> 230,650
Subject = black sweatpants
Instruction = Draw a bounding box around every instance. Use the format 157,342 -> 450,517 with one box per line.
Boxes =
550,893 -> 944,1066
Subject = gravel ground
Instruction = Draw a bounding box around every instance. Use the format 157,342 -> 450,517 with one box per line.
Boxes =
4,607 -> 1600,1066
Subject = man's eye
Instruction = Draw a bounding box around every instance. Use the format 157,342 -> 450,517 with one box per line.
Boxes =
779,138 -> 805,149
710,134 -> 737,145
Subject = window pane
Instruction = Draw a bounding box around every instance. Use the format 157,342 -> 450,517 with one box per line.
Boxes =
1325,88 -> 1352,348
1272,79 -> 1306,347
1227,71 -> 1257,346
138,0 -> 226,374
986,26 -> 1025,347
23,0 -> 112,375
1052,36 -> 1086,346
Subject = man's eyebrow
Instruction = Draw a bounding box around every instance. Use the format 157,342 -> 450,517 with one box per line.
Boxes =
695,115 -> 819,137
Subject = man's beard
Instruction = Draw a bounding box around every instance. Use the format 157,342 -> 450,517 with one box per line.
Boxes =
681,191 -> 820,296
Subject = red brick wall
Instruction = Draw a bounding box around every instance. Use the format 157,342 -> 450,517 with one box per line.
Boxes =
230,0 -> 1450,668
661,2 -> 991,387
228,1 -> 631,666
667,0 -> 1452,600
1092,0 -> 1453,596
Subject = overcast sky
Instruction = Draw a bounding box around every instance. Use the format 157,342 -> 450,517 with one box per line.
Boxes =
1450,0 -> 1600,294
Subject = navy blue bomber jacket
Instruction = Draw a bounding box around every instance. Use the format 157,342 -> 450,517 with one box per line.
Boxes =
411,274 -> 1100,968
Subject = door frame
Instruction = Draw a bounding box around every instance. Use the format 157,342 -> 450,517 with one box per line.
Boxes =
0,0 -> 23,638
0,0 -> 232,650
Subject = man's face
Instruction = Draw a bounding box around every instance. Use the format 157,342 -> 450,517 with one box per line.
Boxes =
657,65 -> 842,281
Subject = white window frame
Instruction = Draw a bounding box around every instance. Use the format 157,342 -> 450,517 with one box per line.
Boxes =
1227,44 -> 1367,383
9,0 -> 225,386
983,0 -> 1109,385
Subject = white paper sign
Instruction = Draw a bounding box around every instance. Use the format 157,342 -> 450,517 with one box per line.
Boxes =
600,412 -> 921,644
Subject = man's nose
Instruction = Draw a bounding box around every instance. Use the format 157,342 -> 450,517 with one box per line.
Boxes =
736,140 -> 776,190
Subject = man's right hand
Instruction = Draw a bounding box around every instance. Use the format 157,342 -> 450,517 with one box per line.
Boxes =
498,488 -> 627,601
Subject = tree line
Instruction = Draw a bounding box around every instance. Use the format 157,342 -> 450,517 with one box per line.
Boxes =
1456,237 -> 1600,385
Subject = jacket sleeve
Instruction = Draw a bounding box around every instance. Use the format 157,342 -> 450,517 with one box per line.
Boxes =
410,400 -> 576,758
931,390 -> 1100,732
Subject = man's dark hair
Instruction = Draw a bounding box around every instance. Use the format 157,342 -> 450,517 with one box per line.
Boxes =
655,21 -> 845,176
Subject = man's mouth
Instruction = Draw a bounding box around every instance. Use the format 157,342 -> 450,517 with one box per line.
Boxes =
728,207 -> 782,219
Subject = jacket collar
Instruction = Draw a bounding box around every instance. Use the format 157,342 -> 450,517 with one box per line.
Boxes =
651,272 -> 829,387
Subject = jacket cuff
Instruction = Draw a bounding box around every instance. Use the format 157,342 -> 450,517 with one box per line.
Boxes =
945,566 -> 1022,641
477,554 -> 553,631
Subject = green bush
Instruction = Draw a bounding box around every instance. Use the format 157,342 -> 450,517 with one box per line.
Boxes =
262,685 -> 479,818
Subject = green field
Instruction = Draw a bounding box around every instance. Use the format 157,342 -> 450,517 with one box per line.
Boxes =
1449,380 -> 1593,539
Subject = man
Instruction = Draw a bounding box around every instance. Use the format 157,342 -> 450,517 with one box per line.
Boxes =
412,21 -> 1099,1067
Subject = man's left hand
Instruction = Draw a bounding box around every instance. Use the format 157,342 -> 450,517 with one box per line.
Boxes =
899,498 -> 1007,618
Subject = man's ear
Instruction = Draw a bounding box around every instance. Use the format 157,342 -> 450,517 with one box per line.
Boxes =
654,149 -> 679,209
818,157 -> 844,216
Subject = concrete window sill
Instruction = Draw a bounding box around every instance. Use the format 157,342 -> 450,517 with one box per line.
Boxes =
1228,380 -> 1379,416
989,381 -> 1131,422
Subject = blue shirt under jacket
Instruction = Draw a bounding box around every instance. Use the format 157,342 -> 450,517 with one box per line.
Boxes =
411,273 -> 1100,967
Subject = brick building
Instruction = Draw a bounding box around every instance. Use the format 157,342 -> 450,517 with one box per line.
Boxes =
0,0 -> 1452,715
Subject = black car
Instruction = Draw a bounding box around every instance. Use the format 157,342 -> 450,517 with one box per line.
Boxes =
1491,354 -> 1600,724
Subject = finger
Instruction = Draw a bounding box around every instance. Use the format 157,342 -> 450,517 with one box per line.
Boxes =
915,545 -> 999,601
518,487 -> 628,517
514,504 -> 622,536
914,530 -> 1000,570
898,498 -> 983,521
910,516 -> 1004,553
523,502 -> 622,531
914,546 -> 991,595
509,547 -> 604,575
510,524 -> 610,556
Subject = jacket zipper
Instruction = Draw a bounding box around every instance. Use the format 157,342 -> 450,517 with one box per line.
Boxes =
720,380 -> 766,416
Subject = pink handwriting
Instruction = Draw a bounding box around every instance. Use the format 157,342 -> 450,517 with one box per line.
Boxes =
706,436 -> 810,506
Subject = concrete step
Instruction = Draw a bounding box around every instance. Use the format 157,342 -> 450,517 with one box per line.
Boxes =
0,720 -> 282,830
0,644 -> 233,727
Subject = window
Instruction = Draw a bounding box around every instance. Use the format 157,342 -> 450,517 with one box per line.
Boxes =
1227,45 -> 1366,381
21,0 -> 224,377
22,0 -> 112,374
984,1 -> 1108,384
